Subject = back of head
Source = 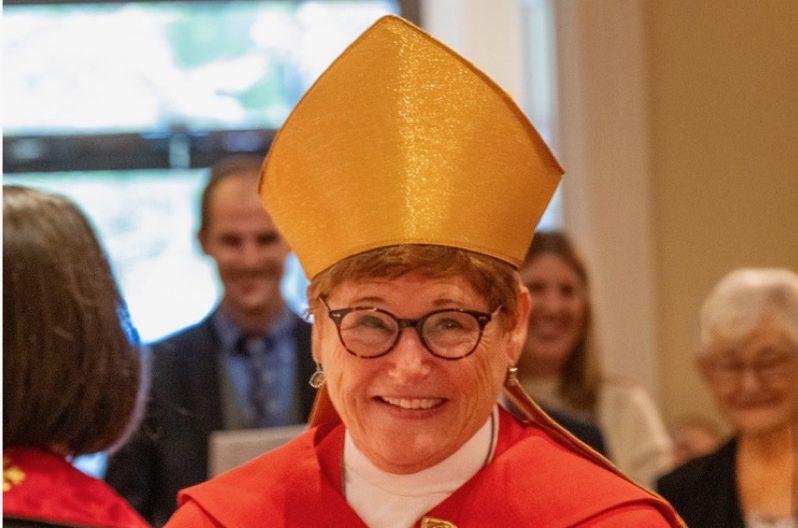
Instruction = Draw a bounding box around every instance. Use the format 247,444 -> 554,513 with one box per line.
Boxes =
700,268 -> 798,349
3,185 -> 144,455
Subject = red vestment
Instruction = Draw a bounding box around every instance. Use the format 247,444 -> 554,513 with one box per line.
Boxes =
3,447 -> 150,528
166,408 -> 682,527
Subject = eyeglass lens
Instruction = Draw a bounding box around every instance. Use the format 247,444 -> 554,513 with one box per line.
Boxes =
337,309 -> 483,359
709,353 -> 798,382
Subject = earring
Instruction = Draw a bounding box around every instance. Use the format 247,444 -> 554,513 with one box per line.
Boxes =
309,364 -> 326,389
505,366 -> 519,387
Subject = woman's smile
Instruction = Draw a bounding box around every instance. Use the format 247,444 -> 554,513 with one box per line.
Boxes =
378,396 -> 446,411
314,273 -> 519,474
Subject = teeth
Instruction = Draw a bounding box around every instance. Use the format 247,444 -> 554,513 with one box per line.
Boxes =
534,319 -> 566,338
382,397 -> 442,410
538,320 -> 558,329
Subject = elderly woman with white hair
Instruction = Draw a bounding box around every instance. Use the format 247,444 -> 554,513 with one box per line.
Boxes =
658,268 -> 798,528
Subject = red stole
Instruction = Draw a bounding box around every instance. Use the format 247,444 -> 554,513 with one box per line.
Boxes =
177,408 -> 682,527
3,447 -> 150,528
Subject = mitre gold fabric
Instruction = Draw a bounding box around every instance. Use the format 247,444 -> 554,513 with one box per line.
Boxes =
260,15 -> 563,278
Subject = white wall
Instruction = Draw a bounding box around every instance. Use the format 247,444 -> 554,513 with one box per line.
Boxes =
420,0 -> 525,100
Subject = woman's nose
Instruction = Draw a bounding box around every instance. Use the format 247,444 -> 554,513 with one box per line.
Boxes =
386,328 -> 432,381
535,289 -> 564,313
737,365 -> 765,392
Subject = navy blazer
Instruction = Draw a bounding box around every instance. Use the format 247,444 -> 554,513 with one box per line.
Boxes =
105,313 -> 315,526
657,438 -> 744,528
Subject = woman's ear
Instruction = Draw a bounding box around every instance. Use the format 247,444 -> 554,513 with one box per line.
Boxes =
505,285 -> 531,366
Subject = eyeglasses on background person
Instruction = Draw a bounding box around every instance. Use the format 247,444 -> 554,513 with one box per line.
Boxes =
701,350 -> 798,385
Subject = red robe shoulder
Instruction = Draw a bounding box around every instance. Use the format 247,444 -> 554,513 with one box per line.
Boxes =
3,447 -> 150,528
167,409 -> 683,527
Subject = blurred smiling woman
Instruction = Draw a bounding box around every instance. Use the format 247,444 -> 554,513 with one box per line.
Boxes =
658,268 -> 798,527
516,231 -> 673,489
165,16 -> 683,528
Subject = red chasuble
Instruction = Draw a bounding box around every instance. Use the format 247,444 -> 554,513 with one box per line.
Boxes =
167,408 -> 683,527
3,447 -> 150,528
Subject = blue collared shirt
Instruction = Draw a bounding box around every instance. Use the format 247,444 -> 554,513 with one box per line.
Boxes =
212,307 -> 302,429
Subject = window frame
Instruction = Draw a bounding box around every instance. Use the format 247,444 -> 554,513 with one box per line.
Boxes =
3,0 -> 420,174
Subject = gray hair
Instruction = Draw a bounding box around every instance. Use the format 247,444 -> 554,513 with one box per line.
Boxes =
699,268 -> 798,352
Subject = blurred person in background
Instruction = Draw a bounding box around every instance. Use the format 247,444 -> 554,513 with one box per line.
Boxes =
658,268 -> 798,527
515,230 -> 674,489
105,155 -> 316,525
669,413 -> 724,467
3,185 -> 149,528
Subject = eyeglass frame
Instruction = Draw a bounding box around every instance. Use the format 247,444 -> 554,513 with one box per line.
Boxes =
700,351 -> 798,384
320,297 -> 501,360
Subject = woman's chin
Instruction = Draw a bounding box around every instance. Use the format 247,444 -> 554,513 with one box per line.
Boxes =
359,429 -> 455,475
731,409 -> 794,436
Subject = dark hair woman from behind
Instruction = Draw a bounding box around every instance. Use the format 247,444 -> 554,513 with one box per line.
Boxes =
3,185 -> 150,528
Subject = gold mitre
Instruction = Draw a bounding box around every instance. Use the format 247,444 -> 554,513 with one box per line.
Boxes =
260,15 -> 563,278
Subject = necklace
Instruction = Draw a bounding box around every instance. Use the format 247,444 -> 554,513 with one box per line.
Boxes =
482,409 -> 497,469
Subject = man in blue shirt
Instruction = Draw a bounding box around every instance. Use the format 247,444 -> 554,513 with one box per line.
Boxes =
105,155 -> 316,526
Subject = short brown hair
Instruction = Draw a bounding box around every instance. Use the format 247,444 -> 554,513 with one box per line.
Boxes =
307,244 -> 521,330
3,185 -> 145,455
198,154 -> 263,236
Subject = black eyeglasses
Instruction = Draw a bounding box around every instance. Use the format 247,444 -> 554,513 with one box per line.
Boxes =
703,352 -> 798,384
321,298 -> 500,360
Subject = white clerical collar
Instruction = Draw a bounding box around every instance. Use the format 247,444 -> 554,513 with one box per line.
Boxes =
343,406 -> 498,528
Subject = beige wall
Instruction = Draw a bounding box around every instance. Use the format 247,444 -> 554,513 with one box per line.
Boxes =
423,0 -> 798,427
646,1 -> 798,424
425,0 -> 665,398
554,0 -> 661,398
421,0 -> 525,99
555,0 -> 798,426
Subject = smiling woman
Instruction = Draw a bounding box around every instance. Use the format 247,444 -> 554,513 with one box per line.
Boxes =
309,250 -> 518,477
658,268 -> 798,528
163,15 -> 683,527
515,230 -> 674,489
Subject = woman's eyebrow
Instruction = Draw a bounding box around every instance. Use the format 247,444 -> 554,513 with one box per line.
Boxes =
431,297 -> 466,307
349,295 -> 386,305
346,296 -> 466,307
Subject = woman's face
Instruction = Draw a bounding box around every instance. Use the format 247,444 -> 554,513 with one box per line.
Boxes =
700,321 -> 798,436
312,273 -> 528,474
520,253 -> 587,376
